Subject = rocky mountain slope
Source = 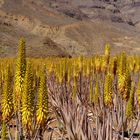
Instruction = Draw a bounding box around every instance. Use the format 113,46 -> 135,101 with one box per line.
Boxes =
0,0 -> 140,57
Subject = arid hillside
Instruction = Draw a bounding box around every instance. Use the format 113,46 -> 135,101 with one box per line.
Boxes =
0,0 -> 140,57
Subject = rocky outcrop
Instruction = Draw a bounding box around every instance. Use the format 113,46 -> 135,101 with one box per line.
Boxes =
0,0 -> 140,57
47,0 -> 140,29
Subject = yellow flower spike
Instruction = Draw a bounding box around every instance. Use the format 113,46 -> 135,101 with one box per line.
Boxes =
58,61 -> 63,83
86,59 -> 91,76
63,58 -> 67,81
14,38 -> 26,112
36,66 -> 48,126
78,55 -> 83,71
95,56 -> 101,73
109,57 -> 117,76
48,63 -> 54,74
104,43 -> 111,64
21,61 -> 34,128
118,66 -> 131,100
126,83 -> 135,120
1,121 -> 8,140
104,73 -> 113,108
82,61 -> 86,77
67,64 -> 71,84
2,65 -> 13,121
90,58 -> 94,72
73,61 -> 78,78
101,56 -> 107,73
117,52 -> 127,76
105,43 -> 111,57
93,78 -> 100,105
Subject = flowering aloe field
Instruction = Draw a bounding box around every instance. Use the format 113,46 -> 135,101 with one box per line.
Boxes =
0,38 -> 140,140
